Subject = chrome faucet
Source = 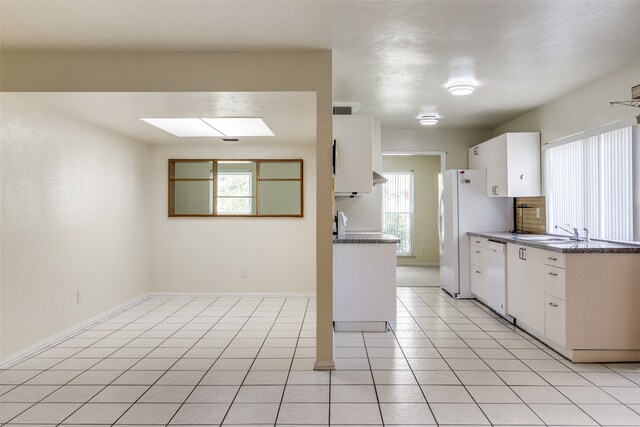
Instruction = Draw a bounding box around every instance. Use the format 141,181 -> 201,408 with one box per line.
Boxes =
555,224 -> 581,241
583,227 -> 591,242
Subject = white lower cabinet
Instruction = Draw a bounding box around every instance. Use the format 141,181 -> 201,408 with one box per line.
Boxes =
469,238 -> 507,316
504,241 -> 640,362
506,244 -> 545,333
508,243 -> 566,347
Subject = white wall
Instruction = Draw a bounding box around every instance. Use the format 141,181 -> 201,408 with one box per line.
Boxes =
335,117 -> 383,232
147,143 -> 316,294
495,58 -> 640,143
0,94 -> 148,358
382,128 -> 494,170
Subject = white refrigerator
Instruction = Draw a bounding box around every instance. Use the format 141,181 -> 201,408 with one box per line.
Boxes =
439,169 -> 512,298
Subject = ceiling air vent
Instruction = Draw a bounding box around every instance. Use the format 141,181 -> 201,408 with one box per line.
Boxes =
333,106 -> 352,115
222,138 -> 239,142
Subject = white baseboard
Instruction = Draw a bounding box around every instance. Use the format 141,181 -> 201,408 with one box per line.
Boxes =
148,291 -> 316,298
0,294 -> 149,369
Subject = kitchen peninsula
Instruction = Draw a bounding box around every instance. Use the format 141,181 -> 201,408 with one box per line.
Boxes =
333,233 -> 400,332
470,231 -> 640,362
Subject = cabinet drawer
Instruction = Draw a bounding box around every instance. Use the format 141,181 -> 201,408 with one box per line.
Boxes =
545,294 -> 566,347
470,266 -> 484,297
470,247 -> 486,266
543,252 -> 565,268
544,266 -> 566,300
470,236 -> 489,248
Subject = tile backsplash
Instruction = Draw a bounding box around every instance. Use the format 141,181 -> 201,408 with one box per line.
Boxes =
514,196 -> 546,234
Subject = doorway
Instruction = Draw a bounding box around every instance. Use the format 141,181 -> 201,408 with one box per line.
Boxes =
382,152 -> 446,287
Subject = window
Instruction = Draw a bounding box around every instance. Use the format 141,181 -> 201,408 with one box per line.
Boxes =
168,159 -> 303,217
382,171 -> 414,255
545,126 -> 635,242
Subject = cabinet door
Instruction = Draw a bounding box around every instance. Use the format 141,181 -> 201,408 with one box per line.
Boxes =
484,135 -> 508,197
505,133 -> 541,197
469,145 -> 483,169
507,244 -> 545,333
333,115 -> 373,195
545,294 -> 566,347
470,265 -> 485,298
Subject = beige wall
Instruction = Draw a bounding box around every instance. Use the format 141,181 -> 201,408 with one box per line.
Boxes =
0,94 -> 148,358
0,50 -> 335,367
383,155 -> 441,266
381,128 -> 494,170
148,143 -> 315,294
495,58 -> 640,144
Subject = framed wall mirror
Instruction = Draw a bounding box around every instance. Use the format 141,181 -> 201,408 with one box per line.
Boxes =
169,159 -> 303,217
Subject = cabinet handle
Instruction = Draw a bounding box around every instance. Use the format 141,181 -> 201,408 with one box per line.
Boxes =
548,272 -> 558,277
474,147 -> 479,155
475,250 -> 481,254
475,270 -> 481,274
548,257 -> 557,261
521,248 -> 527,260
548,302 -> 558,307
475,240 -> 481,244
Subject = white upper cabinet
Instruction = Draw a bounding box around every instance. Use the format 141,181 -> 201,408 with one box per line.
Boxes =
333,115 -> 373,196
469,132 -> 541,197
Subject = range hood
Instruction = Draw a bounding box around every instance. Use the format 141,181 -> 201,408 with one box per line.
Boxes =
373,171 -> 388,185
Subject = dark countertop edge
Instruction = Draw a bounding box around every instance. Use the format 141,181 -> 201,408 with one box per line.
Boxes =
468,232 -> 640,254
333,233 -> 401,244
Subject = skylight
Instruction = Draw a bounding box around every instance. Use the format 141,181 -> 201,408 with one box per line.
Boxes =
201,118 -> 274,137
140,117 -> 274,138
139,118 -> 223,137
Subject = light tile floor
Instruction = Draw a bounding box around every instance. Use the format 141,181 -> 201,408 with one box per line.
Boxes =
2,288 -> 640,425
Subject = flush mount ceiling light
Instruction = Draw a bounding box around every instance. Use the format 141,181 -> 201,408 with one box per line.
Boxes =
201,117 -> 274,137
448,83 -> 476,96
140,117 -> 274,137
418,115 -> 439,126
139,118 -> 223,137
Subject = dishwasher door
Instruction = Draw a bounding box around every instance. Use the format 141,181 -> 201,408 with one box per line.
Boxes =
485,241 -> 507,317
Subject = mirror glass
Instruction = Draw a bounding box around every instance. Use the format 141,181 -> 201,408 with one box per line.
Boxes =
258,181 -> 302,215
216,161 -> 257,215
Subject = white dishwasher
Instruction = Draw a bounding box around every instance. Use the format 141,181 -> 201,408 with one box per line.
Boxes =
470,238 -> 507,317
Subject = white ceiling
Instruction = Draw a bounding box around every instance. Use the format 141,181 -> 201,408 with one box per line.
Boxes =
3,0 -> 640,129
14,92 -> 317,144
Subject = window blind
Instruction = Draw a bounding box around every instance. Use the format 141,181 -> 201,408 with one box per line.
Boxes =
545,126 -> 633,241
382,171 -> 414,255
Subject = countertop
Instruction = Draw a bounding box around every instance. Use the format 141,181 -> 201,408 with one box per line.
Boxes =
333,233 -> 401,244
468,231 -> 640,254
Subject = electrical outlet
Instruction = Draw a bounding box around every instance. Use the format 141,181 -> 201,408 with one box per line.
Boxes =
420,246 -> 426,253
536,207 -> 541,219
241,267 -> 248,278
76,290 -> 83,304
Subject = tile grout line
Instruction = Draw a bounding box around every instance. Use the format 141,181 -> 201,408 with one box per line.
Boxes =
409,287 -> 603,426
361,329 -> 387,427
1,297 -> 174,424
272,297 -> 311,427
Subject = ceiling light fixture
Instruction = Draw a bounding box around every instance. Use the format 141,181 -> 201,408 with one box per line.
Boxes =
447,83 -> 476,96
418,115 -> 439,126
